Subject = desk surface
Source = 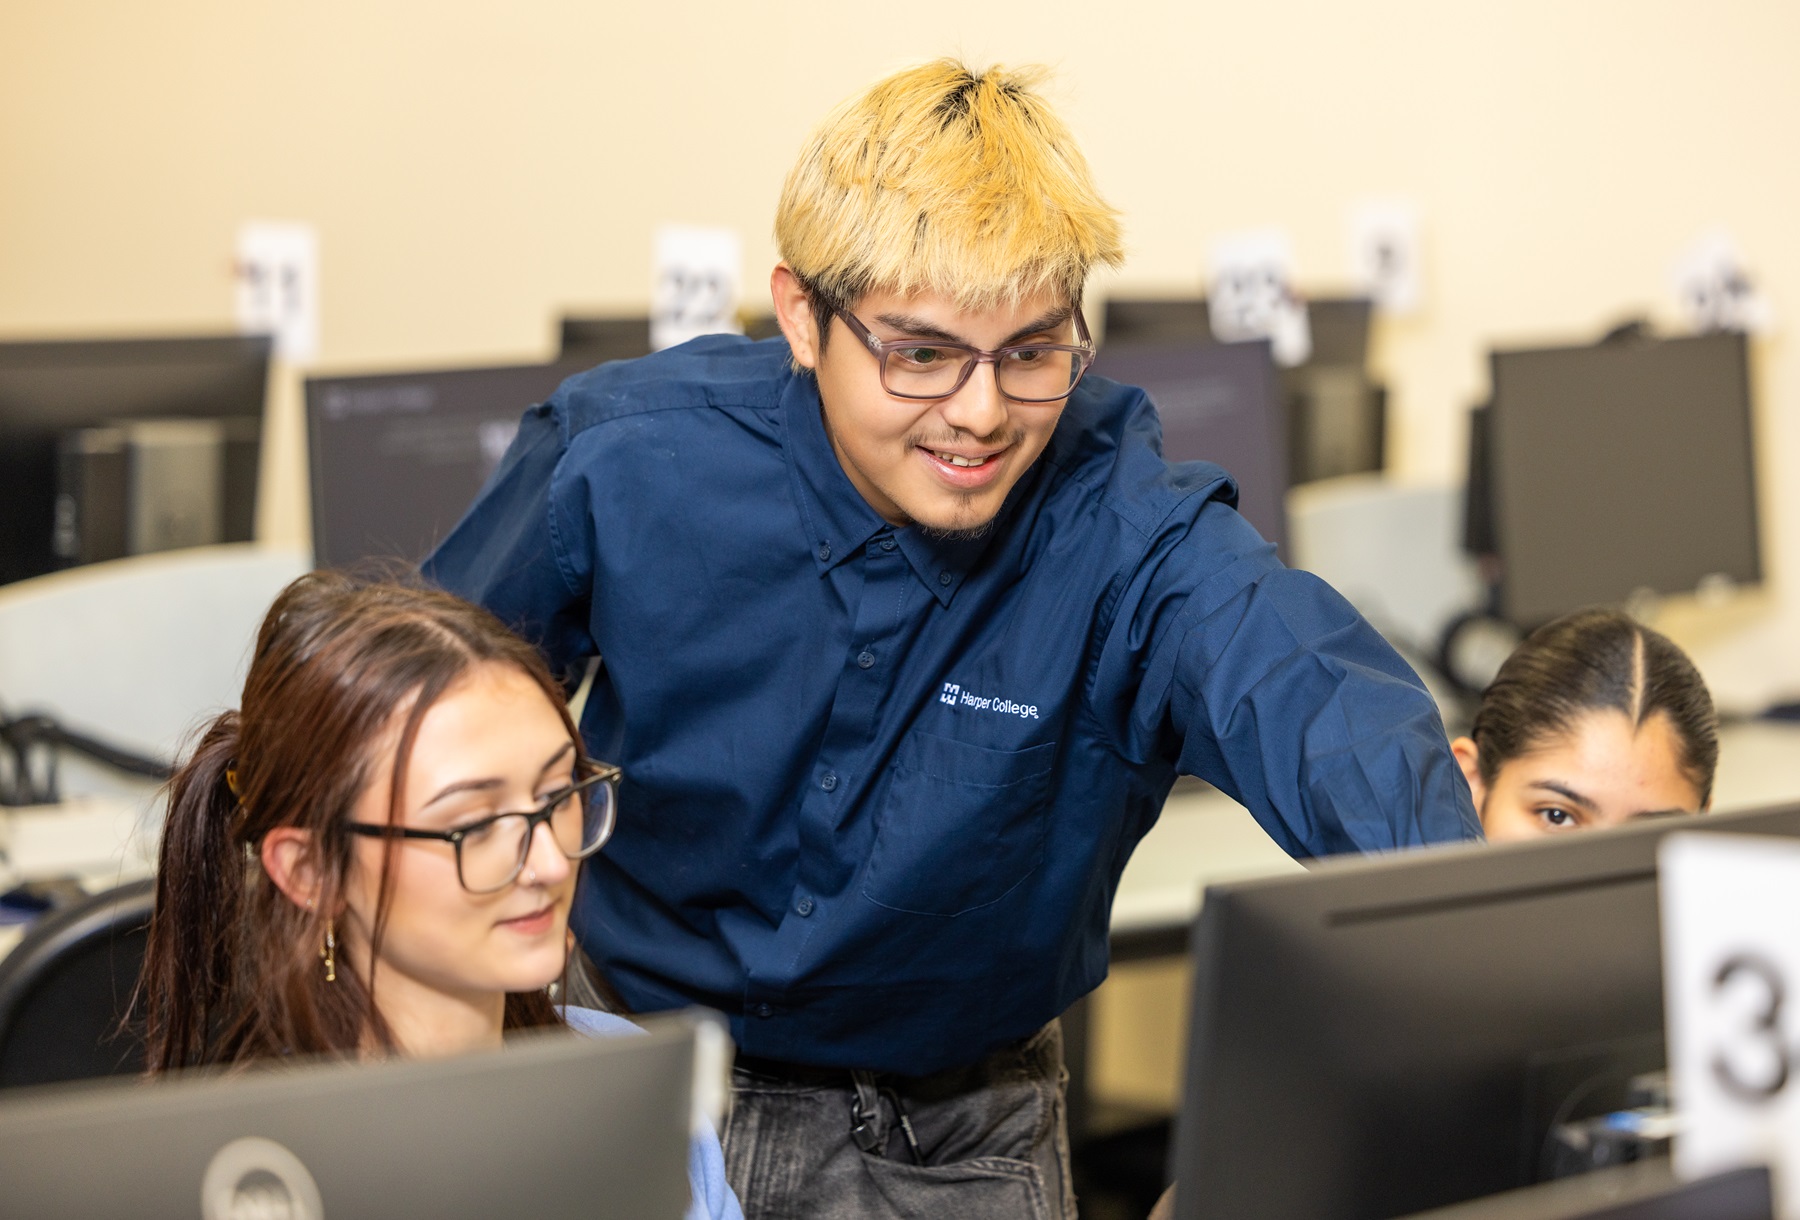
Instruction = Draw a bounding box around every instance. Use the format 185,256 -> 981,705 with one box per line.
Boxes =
1110,718 -> 1800,937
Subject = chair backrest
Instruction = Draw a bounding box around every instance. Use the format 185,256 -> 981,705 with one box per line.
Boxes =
0,877 -> 154,1088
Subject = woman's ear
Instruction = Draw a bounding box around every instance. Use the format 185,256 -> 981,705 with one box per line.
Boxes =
261,827 -> 322,911
770,263 -> 821,370
1450,736 -> 1487,812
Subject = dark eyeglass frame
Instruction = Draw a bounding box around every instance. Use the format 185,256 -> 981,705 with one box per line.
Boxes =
345,764 -> 621,894
836,309 -> 1097,403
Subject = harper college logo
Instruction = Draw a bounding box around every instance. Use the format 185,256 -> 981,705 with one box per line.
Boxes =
940,682 -> 961,706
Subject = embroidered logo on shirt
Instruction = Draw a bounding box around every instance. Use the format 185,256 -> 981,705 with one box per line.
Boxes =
939,682 -> 1039,720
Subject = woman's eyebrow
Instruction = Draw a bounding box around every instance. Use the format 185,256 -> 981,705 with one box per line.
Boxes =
421,742 -> 577,808
1527,779 -> 1599,811
422,776 -> 503,808
536,741 -> 575,778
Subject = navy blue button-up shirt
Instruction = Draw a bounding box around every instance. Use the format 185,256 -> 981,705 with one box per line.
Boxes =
426,335 -> 1480,1074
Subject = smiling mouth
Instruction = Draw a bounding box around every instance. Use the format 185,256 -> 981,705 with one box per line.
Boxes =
925,448 -> 999,468
500,904 -> 555,929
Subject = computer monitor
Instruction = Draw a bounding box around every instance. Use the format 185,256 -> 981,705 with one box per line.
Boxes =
1396,1161 -> 1772,1220
559,315 -> 653,364
1483,331 -> 1759,627
0,335 -> 271,586
1170,800 -> 1800,1220
1303,298 -> 1374,370
1463,404 -> 1497,558
1092,340 -> 1289,558
305,360 -> 586,569
0,1010 -> 716,1219
1102,298 -> 1213,346
1100,297 -> 1383,486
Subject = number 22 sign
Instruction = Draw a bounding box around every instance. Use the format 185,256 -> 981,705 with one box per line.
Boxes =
1663,833 -> 1800,1215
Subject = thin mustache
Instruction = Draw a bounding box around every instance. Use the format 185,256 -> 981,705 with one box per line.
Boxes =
910,428 -> 1026,451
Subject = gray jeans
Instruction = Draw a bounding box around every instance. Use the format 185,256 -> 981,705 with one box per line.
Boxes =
721,1022 -> 1076,1220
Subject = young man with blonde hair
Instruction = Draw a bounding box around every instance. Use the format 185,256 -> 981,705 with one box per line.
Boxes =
430,58 -> 1478,1219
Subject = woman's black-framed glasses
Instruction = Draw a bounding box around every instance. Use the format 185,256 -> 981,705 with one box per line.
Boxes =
346,764 -> 621,894
837,309 -> 1096,403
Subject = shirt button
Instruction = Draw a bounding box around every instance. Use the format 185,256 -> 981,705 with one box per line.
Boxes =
755,1003 -> 774,1018
820,772 -> 838,792
857,650 -> 875,669
796,897 -> 815,917
881,538 -> 897,552
817,542 -> 832,562
938,571 -> 952,587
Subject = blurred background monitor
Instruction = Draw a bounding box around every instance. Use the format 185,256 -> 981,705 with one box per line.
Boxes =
1101,296 -> 1384,486
1170,800 -> 1800,1220
558,315 -> 652,364
0,335 -> 270,587
558,312 -> 783,364
1476,330 -> 1759,628
1395,1161 -> 1772,1220
1092,340 -> 1290,559
554,311 -> 781,363
305,360 -> 585,569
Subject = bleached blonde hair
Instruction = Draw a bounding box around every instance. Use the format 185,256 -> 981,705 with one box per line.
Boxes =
776,59 -> 1124,320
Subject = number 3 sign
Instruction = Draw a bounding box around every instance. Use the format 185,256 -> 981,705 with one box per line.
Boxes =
1663,833 -> 1800,1215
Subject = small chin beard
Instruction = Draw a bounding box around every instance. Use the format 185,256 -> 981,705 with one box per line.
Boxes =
916,514 -> 997,542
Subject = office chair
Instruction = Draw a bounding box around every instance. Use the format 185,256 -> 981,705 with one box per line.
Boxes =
0,876 -> 154,1088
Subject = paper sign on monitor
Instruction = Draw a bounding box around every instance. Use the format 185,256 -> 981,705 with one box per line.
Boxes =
1206,229 -> 1310,367
652,225 -> 742,352
1661,832 -> 1800,1216
1349,199 -> 1423,316
235,222 -> 319,363
1672,230 -> 1774,336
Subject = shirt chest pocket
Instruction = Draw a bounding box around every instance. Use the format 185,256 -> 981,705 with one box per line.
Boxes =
861,731 -> 1057,917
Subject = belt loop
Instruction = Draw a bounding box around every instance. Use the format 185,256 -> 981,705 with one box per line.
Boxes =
849,1070 -> 884,1155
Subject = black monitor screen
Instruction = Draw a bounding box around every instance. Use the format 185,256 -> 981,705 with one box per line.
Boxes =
305,361 -> 586,569
558,316 -> 652,364
1171,801 -> 1800,1220
1093,340 -> 1288,558
0,335 -> 270,586
1102,298 -> 1212,347
1488,332 -> 1759,626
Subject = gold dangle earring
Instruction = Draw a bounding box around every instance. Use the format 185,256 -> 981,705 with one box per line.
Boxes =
320,918 -> 337,983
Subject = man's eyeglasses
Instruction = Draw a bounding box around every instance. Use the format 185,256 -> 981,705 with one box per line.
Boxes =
837,310 -> 1096,403
346,764 -> 621,894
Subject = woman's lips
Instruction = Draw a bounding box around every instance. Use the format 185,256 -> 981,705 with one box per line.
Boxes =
498,904 -> 555,935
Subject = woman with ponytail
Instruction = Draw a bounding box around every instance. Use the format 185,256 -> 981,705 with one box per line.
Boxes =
140,570 -> 741,1220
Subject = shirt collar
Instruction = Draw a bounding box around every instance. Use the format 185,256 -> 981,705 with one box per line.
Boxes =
782,371 -> 891,574
780,371 -> 1022,608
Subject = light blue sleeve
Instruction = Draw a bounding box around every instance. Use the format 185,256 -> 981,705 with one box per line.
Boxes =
686,1119 -> 744,1220
562,1008 -> 744,1220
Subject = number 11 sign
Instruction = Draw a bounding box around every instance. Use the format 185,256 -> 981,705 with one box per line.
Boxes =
1663,833 -> 1800,1214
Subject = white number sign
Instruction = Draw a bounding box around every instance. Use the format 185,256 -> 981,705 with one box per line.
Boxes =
651,224 -> 742,352
1671,229 -> 1775,336
235,222 -> 319,363
1662,832 -> 1800,1215
1348,199 -> 1423,316
1206,229 -> 1311,367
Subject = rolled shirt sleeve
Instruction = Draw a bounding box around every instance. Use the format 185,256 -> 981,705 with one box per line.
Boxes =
1100,490 -> 1482,857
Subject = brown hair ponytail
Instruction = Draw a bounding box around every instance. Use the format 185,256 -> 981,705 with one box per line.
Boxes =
141,570 -> 581,1072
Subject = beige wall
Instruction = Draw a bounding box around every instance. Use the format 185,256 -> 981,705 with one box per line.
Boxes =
4,0 -> 1798,707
